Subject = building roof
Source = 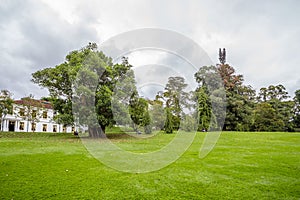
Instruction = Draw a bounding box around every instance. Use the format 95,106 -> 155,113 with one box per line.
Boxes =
14,99 -> 53,109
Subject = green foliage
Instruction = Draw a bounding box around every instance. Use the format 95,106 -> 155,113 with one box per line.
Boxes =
0,90 -> 13,131
293,90 -> 300,127
252,102 -> 285,131
149,100 -> 165,130
195,87 -> 213,131
180,114 -> 197,132
129,93 -> 151,133
164,107 -> 173,133
31,45 -> 91,126
256,85 -> 294,131
32,45 -> 298,133
159,76 -> 189,132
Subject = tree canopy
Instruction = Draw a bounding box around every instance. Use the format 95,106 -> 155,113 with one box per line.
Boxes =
29,44 -> 300,134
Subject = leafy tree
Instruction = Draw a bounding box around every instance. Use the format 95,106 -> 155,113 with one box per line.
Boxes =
252,102 -> 285,131
33,43 -> 140,137
195,87 -> 214,131
293,89 -> 300,129
0,90 -> 13,131
32,43 -> 100,127
214,49 -> 255,131
181,114 -> 197,132
160,76 -> 189,131
148,99 -> 165,131
94,57 -> 138,135
112,66 -> 138,127
129,92 -> 151,134
256,85 -> 294,131
164,107 -> 173,134
194,65 -> 224,130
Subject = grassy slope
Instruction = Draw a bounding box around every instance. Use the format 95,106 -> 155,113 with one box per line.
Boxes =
0,131 -> 299,199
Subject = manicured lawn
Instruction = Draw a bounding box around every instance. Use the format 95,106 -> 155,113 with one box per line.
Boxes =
0,131 -> 299,199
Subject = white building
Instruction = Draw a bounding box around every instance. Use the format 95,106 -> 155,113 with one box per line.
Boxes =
1,99 -> 75,133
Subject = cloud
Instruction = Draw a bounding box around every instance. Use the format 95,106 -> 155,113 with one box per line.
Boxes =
0,0 -> 299,99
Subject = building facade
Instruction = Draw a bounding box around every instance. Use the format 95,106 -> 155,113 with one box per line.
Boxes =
1,99 -> 75,133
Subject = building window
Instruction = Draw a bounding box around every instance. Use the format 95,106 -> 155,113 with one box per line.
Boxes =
53,125 -> 57,132
19,109 -> 25,117
19,122 -> 24,130
32,110 -> 37,118
42,111 -> 47,119
31,123 -> 36,132
42,124 -> 47,132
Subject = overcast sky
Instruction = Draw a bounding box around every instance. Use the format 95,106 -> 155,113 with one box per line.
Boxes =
0,0 -> 299,99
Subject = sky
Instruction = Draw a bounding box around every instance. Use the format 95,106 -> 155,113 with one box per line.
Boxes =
0,0 -> 299,99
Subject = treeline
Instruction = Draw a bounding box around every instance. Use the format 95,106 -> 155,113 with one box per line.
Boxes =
1,44 -> 299,136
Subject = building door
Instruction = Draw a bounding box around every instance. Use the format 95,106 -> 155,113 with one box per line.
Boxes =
9,121 -> 15,132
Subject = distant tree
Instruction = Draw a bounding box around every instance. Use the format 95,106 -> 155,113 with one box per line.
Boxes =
162,76 -> 189,131
180,114 -> 197,132
164,107 -> 173,134
194,65 -> 224,130
252,102 -> 285,131
0,90 -> 13,131
215,49 -> 254,131
195,87 -> 214,131
292,89 -> 300,129
129,92 -> 151,134
148,99 -> 165,131
256,84 -> 294,131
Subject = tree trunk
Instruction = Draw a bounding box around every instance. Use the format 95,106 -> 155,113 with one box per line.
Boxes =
88,125 -> 106,138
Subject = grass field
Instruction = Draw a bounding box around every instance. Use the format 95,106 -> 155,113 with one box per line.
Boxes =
0,130 -> 299,199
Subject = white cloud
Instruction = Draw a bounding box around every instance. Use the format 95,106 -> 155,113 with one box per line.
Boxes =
0,0 -> 299,99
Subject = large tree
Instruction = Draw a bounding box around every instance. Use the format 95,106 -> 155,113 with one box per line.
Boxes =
32,43 -> 100,127
216,49 -> 255,131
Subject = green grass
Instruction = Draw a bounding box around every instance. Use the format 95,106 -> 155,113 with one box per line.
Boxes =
0,131 -> 299,199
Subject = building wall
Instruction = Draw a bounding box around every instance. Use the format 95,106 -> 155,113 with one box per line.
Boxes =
1,103 -> 75,133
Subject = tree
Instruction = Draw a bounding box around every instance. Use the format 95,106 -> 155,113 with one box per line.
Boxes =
148,99 -> 165,131
161,76 -> 189,131
32,44 -> 99,127
73,51 -> 135,137
252,102 -> 285,131
215,48 -> 254,131
164,107 -> 173,134
129,92 -> 151,134
256,84 -> 294,131
293,89 -> 300,129
194,65 -> 225,130
195,87 -> 215,131
94,57 -> 137,135
0,90 -> 13,131
33,43 -> 140,137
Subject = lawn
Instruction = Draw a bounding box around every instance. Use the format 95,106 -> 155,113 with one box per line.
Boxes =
0,130 -> 299,199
